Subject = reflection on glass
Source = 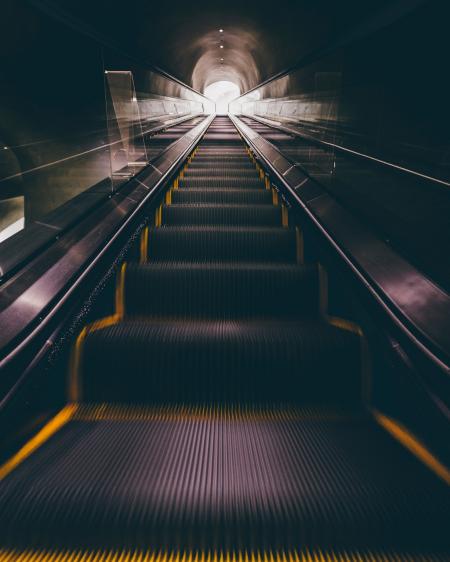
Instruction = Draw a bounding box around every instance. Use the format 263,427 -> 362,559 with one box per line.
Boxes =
105,71 -> 148,190
0,14 -> 212,246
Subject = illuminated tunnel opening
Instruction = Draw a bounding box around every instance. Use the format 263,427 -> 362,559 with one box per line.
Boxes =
204,81 -> 240,115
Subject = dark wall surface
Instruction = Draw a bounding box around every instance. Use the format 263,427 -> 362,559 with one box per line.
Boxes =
0,1 -> 207,226
36,0 -> 396,92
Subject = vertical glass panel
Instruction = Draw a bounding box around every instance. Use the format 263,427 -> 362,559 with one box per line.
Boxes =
105,70 -> 148,191
102,47 -> 213,175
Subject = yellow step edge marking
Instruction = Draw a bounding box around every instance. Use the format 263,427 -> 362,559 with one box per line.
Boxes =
70,263 -> 127,401
318,265 -> 372,404
115,262 -> 127,320
327,315 -> 363,336
173,178 -> 179,189
155,205 -> 163,227
374,410 -> 450,485
140,226 -> 149,264
0,404 -> 77,481
68,326 -> 88,401
281,205 -> 289,227
266,178 -> 272,192
73,403 -> 351,423
295,227 -> 304,264
272,188 -> 278,205
327,313 -> 372,405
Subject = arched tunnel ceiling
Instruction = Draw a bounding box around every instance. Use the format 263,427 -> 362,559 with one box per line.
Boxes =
42,0 -> 393,94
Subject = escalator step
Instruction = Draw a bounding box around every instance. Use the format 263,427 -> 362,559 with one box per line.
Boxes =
80,320 -> 362,404
1,405 -> 449,552
124,262 -> 319,318
178,177 -> 263,188
193,155 -> 249,160
188,161 -> 254,169
183,168 -> 257,177
171,189 -> 273,204
146,226 -> 298,262
162,204 -> 282,226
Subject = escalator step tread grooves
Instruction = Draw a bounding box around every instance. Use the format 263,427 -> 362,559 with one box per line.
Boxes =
146,226 -> 298,262
0,405 -> 449,551
178,178 -> 263,188
171,189 -> 273,204
183,169 -> 258,176
124,262 -> 319,318
161,204 -> 282,226
81,319 -> 362,403
1,116 -> 448,557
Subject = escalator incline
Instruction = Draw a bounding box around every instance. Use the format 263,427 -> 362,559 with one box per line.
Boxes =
0,116 -> 449,560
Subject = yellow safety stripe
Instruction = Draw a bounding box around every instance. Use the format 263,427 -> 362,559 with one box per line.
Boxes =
271,188 -> 278,205
374,411 -> 450,485
281,205 -> 289,227
0,548 -> 440,562
140,226 -> 149,264
72,403 -> 352,423
327,313 -> 372,405
318,263 -> 372,404
115,262 -> 127,320
0,404 -> 77,481
327,316 -> 363,336
69,262 -> 127,402
155,205 -> 162,227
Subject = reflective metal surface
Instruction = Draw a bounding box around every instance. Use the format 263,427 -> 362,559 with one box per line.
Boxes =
231,114 -> 450,378
0,115 -> 214,373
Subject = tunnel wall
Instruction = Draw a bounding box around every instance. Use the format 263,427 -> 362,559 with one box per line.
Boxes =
232,1 -> 450,183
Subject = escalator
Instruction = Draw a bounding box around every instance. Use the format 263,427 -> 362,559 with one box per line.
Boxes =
0,116 -> 449,561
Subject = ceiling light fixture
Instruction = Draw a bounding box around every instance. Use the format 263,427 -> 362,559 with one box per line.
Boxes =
219,29 -> 224,33
220,45 -> 224,49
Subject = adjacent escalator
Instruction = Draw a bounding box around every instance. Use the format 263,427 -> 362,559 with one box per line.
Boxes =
0,116 -> 449,561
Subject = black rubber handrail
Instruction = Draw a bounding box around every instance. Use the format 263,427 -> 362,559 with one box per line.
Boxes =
0,114 -> 207,283
0,114 -> 215,379
230,114 -> 450,382
243,114 -> 450,189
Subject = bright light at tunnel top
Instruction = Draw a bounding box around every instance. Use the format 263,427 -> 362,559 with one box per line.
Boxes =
204,81 -> 240,115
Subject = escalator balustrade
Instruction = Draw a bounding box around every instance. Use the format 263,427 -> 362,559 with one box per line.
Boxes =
0,117 -> 449,561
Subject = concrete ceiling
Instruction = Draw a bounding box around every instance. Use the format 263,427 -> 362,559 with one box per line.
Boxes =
41,0 -> 393,94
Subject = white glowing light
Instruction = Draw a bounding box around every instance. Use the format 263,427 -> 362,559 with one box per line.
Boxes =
219,29 -> 224,32
0,217 -> 24,243
220,45 -> 224,49
204,81 -> 240,115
